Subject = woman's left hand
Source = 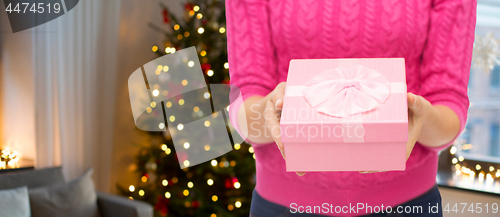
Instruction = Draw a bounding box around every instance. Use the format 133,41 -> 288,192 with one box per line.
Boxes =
405,92 -> 432,160
361,92 -> 432,174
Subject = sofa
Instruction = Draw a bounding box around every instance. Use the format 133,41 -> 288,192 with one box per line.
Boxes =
0,167 -> 153,217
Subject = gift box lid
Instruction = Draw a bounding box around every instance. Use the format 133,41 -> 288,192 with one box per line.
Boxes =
280,58 -> 408,143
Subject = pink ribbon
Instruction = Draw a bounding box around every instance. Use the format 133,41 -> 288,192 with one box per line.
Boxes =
303,65 -> 391,117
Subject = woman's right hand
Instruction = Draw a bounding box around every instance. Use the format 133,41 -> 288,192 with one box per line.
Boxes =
264,82 -> 305,176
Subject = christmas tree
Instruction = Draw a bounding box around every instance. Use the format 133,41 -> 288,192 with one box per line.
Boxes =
118,1 -> 256,216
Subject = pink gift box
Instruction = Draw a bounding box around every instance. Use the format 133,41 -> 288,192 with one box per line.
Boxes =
280,58 -> 408,172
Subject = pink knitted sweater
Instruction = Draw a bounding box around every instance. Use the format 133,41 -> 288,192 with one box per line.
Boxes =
226,0 -> 475,216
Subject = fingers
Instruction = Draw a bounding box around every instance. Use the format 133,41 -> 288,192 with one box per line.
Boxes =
265,99 -> 285,158
296,172 -> 306,176
407,92 -> 418,109
271,82 -> 286,109
359,170 -> 387,174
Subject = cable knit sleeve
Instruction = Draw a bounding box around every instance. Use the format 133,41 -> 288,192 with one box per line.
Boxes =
225,0 -> 278,142
418,0 -> 476,151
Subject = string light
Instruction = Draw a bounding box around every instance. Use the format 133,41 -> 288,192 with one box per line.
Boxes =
177,34 -> 183,40
219,27 -> 226,34
184,142 -> 190,149
198,27 -> 205,34
228,205 -> 234,211
230,161 -> 236,167
152,89 -> 159,96
207,70 -> 214,77
193,106 -> 200,112
179,99 -> 185,105
165,47 -> 177,53
476,164 -> 482,170
224,62 -> 229,69
138,190 -> 145,196
152,46 -> 158,52
150,102 -> 156,108
169,115 -> 175,122
211,160 -> 217,166
204,92 -> 210,99
249,147 -> 254,153
479,172 -> 485,182
197,13 -> 203,19
188,61 -> 195,67
162,179 -> 168,186
146,107 -> 152,113
193,5 -> 200,12
204,121 -> 211,127
165,148 -> 171,155
163,90 -> 169,96
235,201 -> 242,208
212,195 -> 218,201
204,145 -> 210,151
177,124 -> 184,130
141,176 -> 148,182
234,182 -> 241,189
184,32 -> 190,37
200,50 -> 207,56
165,192 -> 171,198
207,179 -> 214,186
187,182 -> 194,188
450,146 -> 457,155
183,160 -> 190,167
182,79 -> 188,85
234,143 -> 241,150
174,24 -> 180,30
452,158 -> 458,164
183,189 -> 189,196
163,65 -> 169,72
161,144 -> 167,151
211,214 -> 216,217
189,10 -> 195,16
129,185 -> 135,192
166,101 -> 172,108
490,166 -> 495,172
159,123 -> 165,129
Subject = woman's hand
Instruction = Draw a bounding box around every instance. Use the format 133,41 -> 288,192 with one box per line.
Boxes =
361,92 -> 432,174
263,82 -> 306,176
406,92 -> 432,160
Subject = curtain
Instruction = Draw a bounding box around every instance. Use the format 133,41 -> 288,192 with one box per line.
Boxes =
33,0 -> 121,192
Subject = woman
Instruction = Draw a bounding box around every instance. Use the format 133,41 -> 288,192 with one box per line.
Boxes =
226,0 -> 475,216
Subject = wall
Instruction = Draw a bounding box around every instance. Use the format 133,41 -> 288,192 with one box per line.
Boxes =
110,0 -> 185,192
0,3 -> 37,162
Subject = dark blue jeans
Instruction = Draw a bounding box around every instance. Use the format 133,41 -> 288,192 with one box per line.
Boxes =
250,185 -> 442,217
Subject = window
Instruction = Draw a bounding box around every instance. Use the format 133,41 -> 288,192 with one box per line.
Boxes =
491,65 -> 500,88
491,124 -> 500,157
437,1 -> 500,195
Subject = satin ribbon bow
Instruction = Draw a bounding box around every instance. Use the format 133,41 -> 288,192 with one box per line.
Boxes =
302,65 -> 391,117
